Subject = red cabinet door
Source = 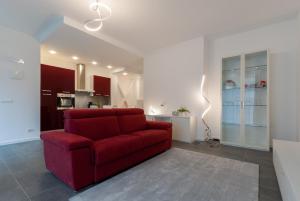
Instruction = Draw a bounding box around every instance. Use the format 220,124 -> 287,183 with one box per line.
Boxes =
40,92 -> 57,131
41,64 -> 57,131
56,110 -> 65,129
41,64 -> 75,94
41,64 -> 75,131
93,75 -> 103,96
41,64 -> 57,94
53,67 -> 75,94
93,76 -> 111,96
103,77 -> 111,96
59,68 -> 75,94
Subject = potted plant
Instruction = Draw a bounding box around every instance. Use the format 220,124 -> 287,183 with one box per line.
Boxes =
177,106 -> 190,117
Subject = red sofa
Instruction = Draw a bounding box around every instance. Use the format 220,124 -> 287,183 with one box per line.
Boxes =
40,108 -> 172,190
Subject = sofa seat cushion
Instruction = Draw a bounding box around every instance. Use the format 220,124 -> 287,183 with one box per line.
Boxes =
93,135 -> 144,165
132,129 -> 169,148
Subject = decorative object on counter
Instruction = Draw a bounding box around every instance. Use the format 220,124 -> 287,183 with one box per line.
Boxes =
224,80 -> 236,89
149,106 -> 160,115
122,100 -> 128,108
177,106 -> 190,117
88,102 -> 99,109
245,80 -> 267,89
172,111 -> 179,116
256,80 -> 267,88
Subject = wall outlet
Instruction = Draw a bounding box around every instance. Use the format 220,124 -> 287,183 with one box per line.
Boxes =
27,128 -> 35,133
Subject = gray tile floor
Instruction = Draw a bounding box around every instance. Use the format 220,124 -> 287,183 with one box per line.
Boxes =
0,140 -> 282,201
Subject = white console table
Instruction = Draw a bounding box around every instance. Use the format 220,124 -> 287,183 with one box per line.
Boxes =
146,114 -> 197,143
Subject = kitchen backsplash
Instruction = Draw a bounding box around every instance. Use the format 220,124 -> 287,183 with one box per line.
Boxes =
75,92 -> 110,108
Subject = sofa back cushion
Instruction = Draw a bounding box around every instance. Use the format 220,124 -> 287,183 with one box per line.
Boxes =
64,109 -> 120,141
64,108 -> 147,139
115,108 -> 147,133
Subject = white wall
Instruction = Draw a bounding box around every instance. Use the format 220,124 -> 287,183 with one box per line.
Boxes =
144,37 -> 205,140
111,73 -> 143,108
41,55 -> 143,108
206,18 -> 299,142
0,26 -> 40,145
297,13 -> 300,142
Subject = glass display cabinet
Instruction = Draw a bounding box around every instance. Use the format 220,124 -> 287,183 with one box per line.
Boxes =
221,50 -> 269,150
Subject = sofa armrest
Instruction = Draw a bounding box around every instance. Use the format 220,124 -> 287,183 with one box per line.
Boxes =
146,121 -> 172,130
40,131 -> 94,190
41,131 -> 92,151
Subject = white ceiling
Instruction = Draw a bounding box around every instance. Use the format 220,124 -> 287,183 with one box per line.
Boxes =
1,0 -> 300,54
41,22 -> 143,73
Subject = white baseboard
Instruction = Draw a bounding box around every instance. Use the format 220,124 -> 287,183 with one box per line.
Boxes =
0,137 -> 41,146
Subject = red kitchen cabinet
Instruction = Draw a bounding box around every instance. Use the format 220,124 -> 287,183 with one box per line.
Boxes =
40,91 -> 57,131
51,67 -> 75,94
93,75 -> 103,96
41,64 -> 57,131
41,64 -> 75,131
103,77 -> 111,96
56,110 -> 65,129
93,75 -> 111,96
41,64 -> 75,94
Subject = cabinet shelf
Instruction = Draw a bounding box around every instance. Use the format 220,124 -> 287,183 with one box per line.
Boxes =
223,87 -> 267,91
223,105 -> 267,107
246,64 -> 267,69
223,64 -> 267,72
223,122 -> 267,128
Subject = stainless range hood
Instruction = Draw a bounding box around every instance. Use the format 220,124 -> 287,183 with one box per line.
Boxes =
75,64 -> 95,93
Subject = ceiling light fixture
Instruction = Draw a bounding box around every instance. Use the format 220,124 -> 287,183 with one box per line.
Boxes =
107,65 -> 113,69
84,0 -> 112,32
91,61 -> 98,65
122,72 -> 128,76
48,50 -> 57,55
72,56 -> 79,60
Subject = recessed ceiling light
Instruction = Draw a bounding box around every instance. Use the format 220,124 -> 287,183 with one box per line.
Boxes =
122,72 -> 128,76
48,50 -> 57,54
107,65 -> 113,69
72,56 -> 79,60
91,61 -> 98,65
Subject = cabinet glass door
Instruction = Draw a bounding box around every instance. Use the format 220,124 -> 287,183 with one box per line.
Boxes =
222,56 -> 242,145
244,51 -> 268,149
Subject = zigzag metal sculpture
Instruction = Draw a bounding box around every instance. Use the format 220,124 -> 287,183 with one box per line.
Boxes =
200,75 -> 212,141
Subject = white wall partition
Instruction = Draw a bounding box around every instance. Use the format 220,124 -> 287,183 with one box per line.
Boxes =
0,25 -> 40,145
144,36 -> 205,140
